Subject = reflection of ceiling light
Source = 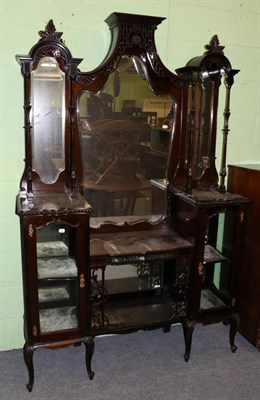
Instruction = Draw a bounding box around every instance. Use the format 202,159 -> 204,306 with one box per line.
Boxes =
132,56 -> 148,80
33,75 -> 63,80
41,62 -> 55,67
33,57 -> 64,80
201,71 -> 209,78
202,68 -> 226,78
162,124 -> 168,129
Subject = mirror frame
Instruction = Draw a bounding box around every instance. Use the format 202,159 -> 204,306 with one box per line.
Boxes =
16,20 -> 83,197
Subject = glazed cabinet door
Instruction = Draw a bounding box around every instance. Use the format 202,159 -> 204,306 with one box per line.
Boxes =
171,193 -> 247,322
199,210 -> 237,316
21,214 -> 90,342
188,204 -> 247,323
171,189 -> 249,360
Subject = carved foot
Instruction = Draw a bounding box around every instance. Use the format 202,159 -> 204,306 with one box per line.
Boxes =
162,325 -> 171,333
23,343 -> 35,392
84,336 -> 95,380
182,320 -> 195,362
231,344 -> 238,353
184,354 -> 189,362
229,313 -> 239,353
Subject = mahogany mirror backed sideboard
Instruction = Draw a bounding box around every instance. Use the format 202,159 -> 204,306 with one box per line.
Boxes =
16,13 -> 250,391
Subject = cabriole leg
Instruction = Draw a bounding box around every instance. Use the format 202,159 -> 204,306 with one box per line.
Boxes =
23,343 -> 35,392
84,336 -> 95,380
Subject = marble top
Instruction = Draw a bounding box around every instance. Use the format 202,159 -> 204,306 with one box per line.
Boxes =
90,228 -> 193,258
171,187 -> 250,206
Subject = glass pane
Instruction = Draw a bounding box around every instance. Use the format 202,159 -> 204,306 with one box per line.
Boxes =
36,223 -> 78,334
31,57 -> 65,183
78,56 -> 175,226
200,212 -> 235,311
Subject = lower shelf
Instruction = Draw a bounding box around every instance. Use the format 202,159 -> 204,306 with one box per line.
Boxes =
37,290 -> 229,335
39,306 -> 78,333
92,295 -> 186,332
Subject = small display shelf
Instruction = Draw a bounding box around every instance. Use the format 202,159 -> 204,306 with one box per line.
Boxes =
39,306 -> 78,333
37,241 -> 69,257
200,289 -> 226,311
38,284 -> 70,303
37,257 -> 77,279
203,244 -> 228,264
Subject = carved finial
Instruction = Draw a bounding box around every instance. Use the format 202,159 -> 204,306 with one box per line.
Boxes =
204,35 -> 225,55
38,20 -> 64,42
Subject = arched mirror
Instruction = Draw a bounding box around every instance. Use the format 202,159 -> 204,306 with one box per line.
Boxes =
186,73 -> 214,180
176,35 -> 238,190
31,57 -> 65,184
78,56 -> 176,227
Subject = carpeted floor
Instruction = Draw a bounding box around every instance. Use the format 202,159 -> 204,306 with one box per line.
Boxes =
0,323 -> 259,400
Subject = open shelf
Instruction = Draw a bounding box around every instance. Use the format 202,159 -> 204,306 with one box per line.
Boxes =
92,294 -> 183,331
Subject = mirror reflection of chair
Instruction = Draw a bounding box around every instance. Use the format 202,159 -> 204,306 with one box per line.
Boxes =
81,118 -> 153,216
78,55 -> 174,224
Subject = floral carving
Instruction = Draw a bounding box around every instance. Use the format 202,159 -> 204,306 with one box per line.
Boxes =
38,20 -> 64,43
204,35 -> 225,55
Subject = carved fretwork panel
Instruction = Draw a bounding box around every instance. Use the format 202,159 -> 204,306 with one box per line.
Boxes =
171,301 -> 187,318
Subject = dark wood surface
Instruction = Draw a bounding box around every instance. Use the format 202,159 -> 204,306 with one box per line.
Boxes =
16,14 -> 249,391
16,191 -> 92,216
228,164 -> 260,350
90,228 -> 193,258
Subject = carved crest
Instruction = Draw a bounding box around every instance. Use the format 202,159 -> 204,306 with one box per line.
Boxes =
38,20 -> 64,43
204,35 -> 225,55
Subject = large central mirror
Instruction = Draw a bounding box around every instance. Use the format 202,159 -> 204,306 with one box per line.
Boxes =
78,56 -> 175,227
